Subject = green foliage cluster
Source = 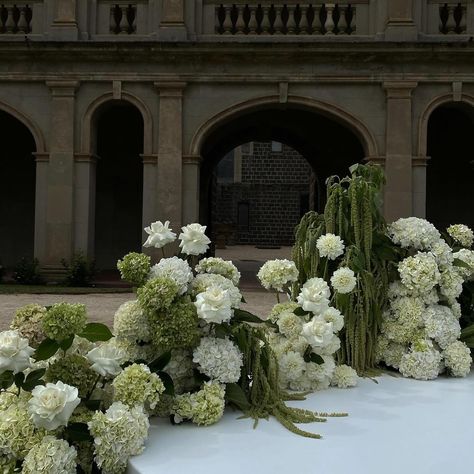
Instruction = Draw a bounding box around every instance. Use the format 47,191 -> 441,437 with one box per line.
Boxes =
61,252 -> 96,287
13,258 -> 43,285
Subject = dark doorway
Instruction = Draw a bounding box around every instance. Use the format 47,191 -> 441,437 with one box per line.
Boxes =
427,103 -> 474,230
0,111 -> 36,267
94,102 -> 144,269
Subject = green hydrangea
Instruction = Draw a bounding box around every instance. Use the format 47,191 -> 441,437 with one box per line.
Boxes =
10,303 -> 47,348
112,363 -> 165,411
42,303 -> 87,341
269,301 -> 299,322
117,252 -> 151,287
113,300 -> 151,343
46,354 -> 97,398
137,276 -> 179,314
69,406 -> 95,425
0,454 -> 16,473
150,297 -> 200,350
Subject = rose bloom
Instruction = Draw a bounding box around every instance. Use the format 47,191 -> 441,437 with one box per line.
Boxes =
297,277 -> 331,314
143,220 -> 176,248
179,223 -> 211,256
28,381 -> 80,430
194,286 -> 233,324
86,343 -> 126,377
0,330 -> 34,374
302,316 -> 335,351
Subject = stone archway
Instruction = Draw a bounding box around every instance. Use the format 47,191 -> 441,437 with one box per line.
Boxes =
0,109 -> 37,267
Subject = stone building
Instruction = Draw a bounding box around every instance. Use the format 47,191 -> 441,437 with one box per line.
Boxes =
0,0 -> 473,272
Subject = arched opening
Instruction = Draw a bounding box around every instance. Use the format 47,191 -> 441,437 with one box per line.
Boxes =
200,105 -> 365,249
426,102 -> 474,229
0,110 -> 36,267
94,101 -> 144,269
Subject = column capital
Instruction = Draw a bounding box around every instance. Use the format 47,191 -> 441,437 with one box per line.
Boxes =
183,154 -> 202,165
363,156 -> 385,166
383,81 -> 418,98
74,153 -> 98,163
140,154 -> 158,164
154,81 -> 187,97
413,156 -> 431,167
46,81 -> 80,97
33,152 -> 50,163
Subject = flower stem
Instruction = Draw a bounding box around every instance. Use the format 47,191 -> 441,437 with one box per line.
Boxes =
161,247 -> 166,259
276,292 -> 281,304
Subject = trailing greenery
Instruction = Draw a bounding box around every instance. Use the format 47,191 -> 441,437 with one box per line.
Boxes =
292,164 -> 397,374
61,252 -> 96,287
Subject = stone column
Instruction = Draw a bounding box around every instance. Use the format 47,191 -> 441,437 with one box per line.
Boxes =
385,0 -> 417,41
33,153 -> 49,263
412,156 -> 429,218
160,0 -> 187,40
73,153 -> 97,259
155,82 -> 186,233
50,0 -> 78,40
182,155 -> 201,224
43,81 -> 79,278
383,81 -> 417,222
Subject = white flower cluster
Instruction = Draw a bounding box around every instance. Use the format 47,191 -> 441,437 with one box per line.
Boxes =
191,273 -> 242,308
447,224 -> 474,248
257,259 -> 299,292
388,217 -> 441,250
149,256 -> 193,295
113,300 -> 151,343
196,257 -> 241,286
193,337 -> 243,383
330,267 -> 357,294
398,252 -> 440,295
316,233 -> 345,260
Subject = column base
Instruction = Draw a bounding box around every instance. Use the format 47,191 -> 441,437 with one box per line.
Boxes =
40,265 -> 67,284
385,21 -> 418,41
159,23 -> 188,41
48,22 -> 79,41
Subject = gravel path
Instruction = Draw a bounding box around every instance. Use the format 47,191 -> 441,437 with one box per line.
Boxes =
0,290 -> 279,331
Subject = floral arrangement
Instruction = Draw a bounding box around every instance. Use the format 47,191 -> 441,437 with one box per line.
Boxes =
376,217 -> 473,380
0,221 -> 348,473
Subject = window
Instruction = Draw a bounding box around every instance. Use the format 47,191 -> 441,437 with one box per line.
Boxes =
271,141 -> 283,152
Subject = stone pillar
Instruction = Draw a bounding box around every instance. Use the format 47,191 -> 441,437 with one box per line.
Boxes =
155,82 -> 186,233
385,0 -> 417,41
160,0 -> 187,40
33,153 -> 49,263
412,156 -> 429,218
73,154 -> 97,259
182,155 -> 201,224
50,0 -> 78,40
383,81 -> 417,222
43,81 -> 79,277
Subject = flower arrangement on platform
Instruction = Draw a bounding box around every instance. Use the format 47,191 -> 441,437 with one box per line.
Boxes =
376,218 -> 473,380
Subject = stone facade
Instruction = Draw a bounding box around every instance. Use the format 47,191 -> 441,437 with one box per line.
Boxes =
0,0 -> 473,270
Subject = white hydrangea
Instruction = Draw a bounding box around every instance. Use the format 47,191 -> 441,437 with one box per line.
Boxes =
302,355 -> 336,391
193,337 -> 243,384
399,344 -> 443,380
376,338 -> 406,369
439,266 -> 464,302
431,240 -> 454,268
297,277 -> 331,314
88,402 -> 149,474
316,233 -> 345,260
330,365 -> 358,389
443,341 -> 472,377
22,436 -> 77,474
194,287 -> 233,324
257,259 -> 299,292
447,224 -> 474,248
388,217 -> 441,250
398,252 -> 440,295
453,249 -> 474,279
302,316 -> 335,351
191,273 -> 242,308
330,267 -> 357,294
195,257 -> 241,286
387,280 -> 411,300
276,311 -> 304,339
278,351 -> 306,383
423,304 -> 461,350
166,349 -> 194,394
113,300 -> 151,343
149,257 -> 193,295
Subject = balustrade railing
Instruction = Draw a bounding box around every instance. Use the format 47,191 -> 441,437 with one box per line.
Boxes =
438,3 -> 466,34
215,3 -> 356,35
0,4 -> 32,34
109,4 -> 137,34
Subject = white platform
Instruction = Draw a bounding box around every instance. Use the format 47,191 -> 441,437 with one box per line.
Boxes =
128,372 -> 474,474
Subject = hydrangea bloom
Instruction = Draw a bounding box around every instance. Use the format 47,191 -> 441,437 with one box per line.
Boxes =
330,267 -> 357,294
194,287 -> 233,324
113,300 -> 151,343
190,273 -> 242,308
196,257 -> 241,286
423,304 -> 460,350
166,349 -> 194,394
193,337 -> 243,383
10,303 -> 47,348
257,259 -> 299,292
430,240 -> 454,268
297,277 -> 331,314
330,365 -> 358,388
178,223 -> 211,256
149,256 -> 193,295
143,220 -> 176,249
399,343 -> 442,380
453,249 -> 474,279
88,402 -> 149,474
186,382 -> 226,426
117,252 -> 151,287
443,341 -> 472,377
298,355 -> 336,392
22,436 -> 77,474
137,276 -> 179,314
41,303 -> 87,341
439,266 -> 464,301
0,330 -> 34,374
388,217 -> 441,250
113,363 -> 165,411
375,336 -> 406,369
447,224 -> 474,248
268,301 -> 299,322
316,233 -> 345,260
398,252 -> 440,295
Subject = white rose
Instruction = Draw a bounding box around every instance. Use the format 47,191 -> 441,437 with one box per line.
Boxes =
0,330 -> 34,374
302,316 -> 335,350
322,307 -> 344,332
296,277 -> 331,314
28,381 -> 80,430
143,220 -> 176,249
86,343 -> 126,377
194,287 -> 233,324
178,223 -> 211,256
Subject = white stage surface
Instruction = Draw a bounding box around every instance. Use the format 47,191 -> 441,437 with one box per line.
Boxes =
128,372 -> 474,474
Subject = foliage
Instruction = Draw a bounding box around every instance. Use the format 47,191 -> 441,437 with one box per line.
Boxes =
459,281 -> 474,329
61,252 -> 96,287
13,258 -> 43,285
292,164 -> 395,373
0,260 -> 5,284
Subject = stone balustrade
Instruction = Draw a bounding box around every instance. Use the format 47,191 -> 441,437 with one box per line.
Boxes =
109,4 -> 137,35
0,4 -> 32,34
215,3 -> 356,36
438,3 -> 467,34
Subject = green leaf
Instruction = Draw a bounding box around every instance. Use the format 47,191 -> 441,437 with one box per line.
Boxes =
293,307 -> 310,317
34,338 -> 60,361
157,371 -> 175,396
0,371 -> 14,390
59,335 -> 75,351
309,353 -> 324,365
84,399 -> 101,411
149,351 -> 171,372
79,323 -> 113,342
225,383 -> 251,411
454,258 -> 472,270
215,324 -> 231,339
65,423 -> 93,442
22,369 -> 46,391
14,372 -> 25,388
233,309 -> 263,324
